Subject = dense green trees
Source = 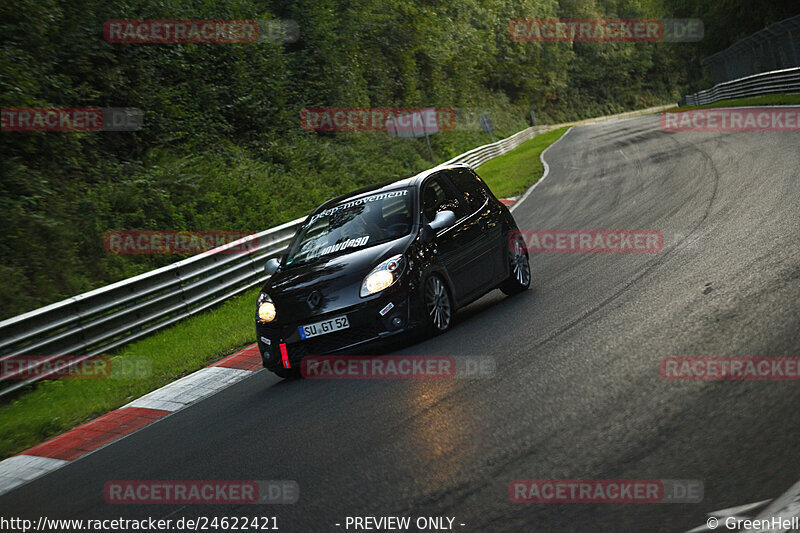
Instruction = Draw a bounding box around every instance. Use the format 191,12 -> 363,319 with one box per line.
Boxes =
1,0 -> 795,319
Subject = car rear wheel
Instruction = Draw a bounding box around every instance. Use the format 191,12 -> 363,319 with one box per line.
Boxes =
500,232 -> 531,295
424,274 -> 453,334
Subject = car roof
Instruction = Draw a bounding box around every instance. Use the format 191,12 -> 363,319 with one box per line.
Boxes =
314,163 -> 473,213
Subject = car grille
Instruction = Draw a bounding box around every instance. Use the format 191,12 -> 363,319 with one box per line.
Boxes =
288,325 -> 377,357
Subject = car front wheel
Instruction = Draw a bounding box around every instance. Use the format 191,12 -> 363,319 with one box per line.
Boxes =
424,274 -> 453,334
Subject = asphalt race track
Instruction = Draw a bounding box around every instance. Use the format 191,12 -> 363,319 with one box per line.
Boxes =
2,115 -> 799,532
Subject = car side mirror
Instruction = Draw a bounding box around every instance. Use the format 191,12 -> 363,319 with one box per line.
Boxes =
264,257 -> 281,275
421,210 -> 456,243
430,210 -> 456,231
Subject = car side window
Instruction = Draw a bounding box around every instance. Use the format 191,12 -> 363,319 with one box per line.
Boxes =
450,168 -> 489,212
421,176 -> 468,223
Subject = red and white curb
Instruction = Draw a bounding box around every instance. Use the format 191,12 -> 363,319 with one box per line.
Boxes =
500,197 -> 517,206
0,343 -> 262,496
126,366 -> 253,412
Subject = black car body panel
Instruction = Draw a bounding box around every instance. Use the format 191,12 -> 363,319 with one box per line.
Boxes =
256,163 -> 526,374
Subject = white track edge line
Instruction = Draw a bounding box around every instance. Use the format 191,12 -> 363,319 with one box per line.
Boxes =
509,126 -> 574,214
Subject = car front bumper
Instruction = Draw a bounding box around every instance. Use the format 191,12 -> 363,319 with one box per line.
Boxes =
256,289 -> 417,372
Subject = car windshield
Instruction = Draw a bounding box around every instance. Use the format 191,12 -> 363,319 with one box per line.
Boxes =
284,188 -> 413,267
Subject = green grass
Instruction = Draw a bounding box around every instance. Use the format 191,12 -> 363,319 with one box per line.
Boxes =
0,125 -> 571,460
677,93 -> 800,111
477,127 -> 570,199
0,287 -> 260,459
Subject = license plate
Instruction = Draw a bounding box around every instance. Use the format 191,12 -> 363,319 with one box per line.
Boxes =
299,315 -> 349,339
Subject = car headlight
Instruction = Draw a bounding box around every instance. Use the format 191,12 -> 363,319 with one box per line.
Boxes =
257,292 -> 276,322
360,254 -> 405,297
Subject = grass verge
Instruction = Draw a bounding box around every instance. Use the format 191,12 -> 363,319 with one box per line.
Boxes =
477,127 -> 570,199
0,125 -> 571,460
676,93 -> 800,111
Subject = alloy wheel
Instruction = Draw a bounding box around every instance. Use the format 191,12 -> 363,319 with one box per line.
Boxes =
510,235 -> 531,287
425,276 -> 451,331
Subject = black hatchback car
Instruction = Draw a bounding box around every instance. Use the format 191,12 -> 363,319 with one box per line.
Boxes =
255,163 -> 531,377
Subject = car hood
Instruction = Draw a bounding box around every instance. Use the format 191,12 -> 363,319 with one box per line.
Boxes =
262,235 -> 412,320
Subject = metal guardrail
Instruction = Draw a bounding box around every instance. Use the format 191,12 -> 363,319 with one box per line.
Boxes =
0,125 -> 543,397
0,218 -> 303,397
680,67 -> 800,106
440,126 -> 543,168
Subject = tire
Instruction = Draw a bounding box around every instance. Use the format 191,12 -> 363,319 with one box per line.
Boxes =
423,274 -> 454,334
500,231 -> 531,295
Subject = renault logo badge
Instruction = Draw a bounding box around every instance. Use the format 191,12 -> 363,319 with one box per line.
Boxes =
307,291 -> 322,309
